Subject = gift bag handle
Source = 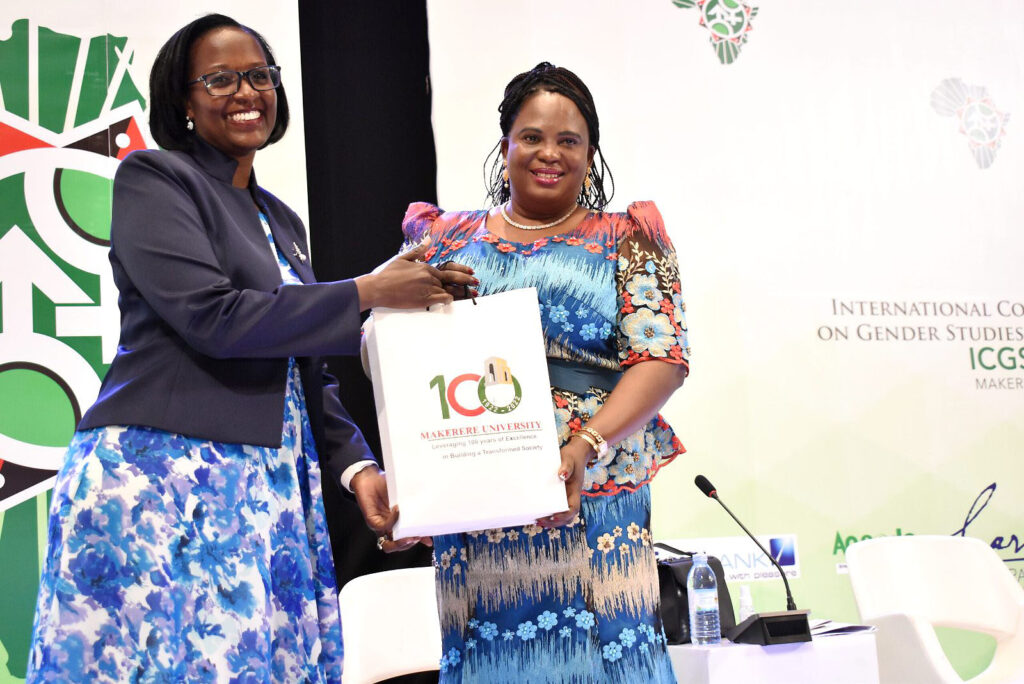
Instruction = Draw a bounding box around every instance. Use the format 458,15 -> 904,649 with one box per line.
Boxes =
438,260 -> 477,306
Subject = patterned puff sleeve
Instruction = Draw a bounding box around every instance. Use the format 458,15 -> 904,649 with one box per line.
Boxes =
615,201 -> 691,372
401,201 -> 442,253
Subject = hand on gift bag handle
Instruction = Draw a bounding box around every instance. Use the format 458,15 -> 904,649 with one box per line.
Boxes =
355,239 -> 478,310
350,466 -> 432,553
437,260 -> 479,301
537,438 -> 592,529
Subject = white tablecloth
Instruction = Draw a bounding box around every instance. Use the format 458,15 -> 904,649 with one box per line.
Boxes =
668,632 -> 879,684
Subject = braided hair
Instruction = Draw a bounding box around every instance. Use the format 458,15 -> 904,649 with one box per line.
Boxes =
484,62 -> 614,210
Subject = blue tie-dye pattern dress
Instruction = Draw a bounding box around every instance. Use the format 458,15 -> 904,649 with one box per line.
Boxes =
402,201 -> 691,683
26,214 -> 344,683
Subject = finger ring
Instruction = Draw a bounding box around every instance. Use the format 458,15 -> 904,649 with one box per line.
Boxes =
376,536 -> 389,550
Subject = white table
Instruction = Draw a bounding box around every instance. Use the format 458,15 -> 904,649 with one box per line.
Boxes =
668,632 -> 879,684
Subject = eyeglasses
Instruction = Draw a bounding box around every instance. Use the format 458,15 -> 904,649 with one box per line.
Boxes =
188,66 -> 282,96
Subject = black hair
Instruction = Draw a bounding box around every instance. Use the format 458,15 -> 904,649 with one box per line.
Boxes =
485,62 -> 614,210
148,13 -> 289,151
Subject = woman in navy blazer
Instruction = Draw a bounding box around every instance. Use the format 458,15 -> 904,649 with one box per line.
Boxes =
26,14 -> 472,683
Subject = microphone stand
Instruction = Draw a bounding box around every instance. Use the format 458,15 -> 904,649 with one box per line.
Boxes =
700,479 -> 812,645
713,495 -> 798,612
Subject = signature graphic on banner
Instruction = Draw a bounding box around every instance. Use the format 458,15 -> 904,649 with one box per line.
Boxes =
833,483 -> 1022,582
931,77 -> 1010,169
671,0 -> 758,65
953,482 -> 1023,563
0,19 -> 150,510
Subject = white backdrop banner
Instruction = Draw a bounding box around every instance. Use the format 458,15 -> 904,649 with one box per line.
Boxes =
427,0 -> 1024,676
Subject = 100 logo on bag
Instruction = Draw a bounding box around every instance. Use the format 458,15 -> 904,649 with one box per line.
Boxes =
364,288 -> 568,538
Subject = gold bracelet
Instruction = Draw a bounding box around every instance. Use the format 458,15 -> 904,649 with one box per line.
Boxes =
578,426 -> 606,450
573,430 -> 599,451
571,430 -> 600,467
580,426 -> 609,461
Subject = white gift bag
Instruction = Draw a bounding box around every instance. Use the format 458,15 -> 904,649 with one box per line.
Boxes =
364,287 -> 568,538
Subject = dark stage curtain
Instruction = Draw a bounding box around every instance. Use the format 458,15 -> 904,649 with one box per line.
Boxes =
298,8 -> 439,681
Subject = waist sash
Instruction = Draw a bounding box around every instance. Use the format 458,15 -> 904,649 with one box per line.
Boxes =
546,358 -> 623,394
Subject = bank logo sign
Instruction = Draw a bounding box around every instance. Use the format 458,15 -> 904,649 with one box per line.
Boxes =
671,0 -> 758,65
769,535 -> 796,567
662,534 -> 800,582
0,19 -> 151,511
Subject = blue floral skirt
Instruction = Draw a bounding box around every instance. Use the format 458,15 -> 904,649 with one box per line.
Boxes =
433,486 -> 677,683
27,361 -> 342,683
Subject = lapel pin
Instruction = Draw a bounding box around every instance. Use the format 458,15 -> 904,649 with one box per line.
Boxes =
292,242 -> 307,263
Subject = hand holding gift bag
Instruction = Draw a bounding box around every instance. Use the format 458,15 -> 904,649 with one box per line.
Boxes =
364,287 -> 568,539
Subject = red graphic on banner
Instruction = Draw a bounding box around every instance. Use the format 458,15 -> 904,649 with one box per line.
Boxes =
0,121 -> 54,155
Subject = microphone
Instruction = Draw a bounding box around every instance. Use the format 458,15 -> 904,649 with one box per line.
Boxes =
694,474 -> 811,645
695,475 -> 796,610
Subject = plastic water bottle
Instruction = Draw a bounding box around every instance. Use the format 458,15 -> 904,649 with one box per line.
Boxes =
738,585 -> 755,622
687,553 -> 721,645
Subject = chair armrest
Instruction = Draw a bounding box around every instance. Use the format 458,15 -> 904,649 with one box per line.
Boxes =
868,613 -> 962,684
979,611 -> 1024,683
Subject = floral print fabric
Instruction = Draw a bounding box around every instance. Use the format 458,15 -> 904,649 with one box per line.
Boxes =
401,201 -> 690,683
28,225 -> 342,683
27,362 -> 342,683
403,200 -> 690,496
433,489 -> 676,683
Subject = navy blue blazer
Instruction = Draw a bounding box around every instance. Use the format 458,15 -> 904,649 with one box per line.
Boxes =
79,137 -> 373,482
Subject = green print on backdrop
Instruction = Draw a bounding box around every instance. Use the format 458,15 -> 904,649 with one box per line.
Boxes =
0,20 -> 144,132
671,0 -> 758,64
0,18 -> 147,682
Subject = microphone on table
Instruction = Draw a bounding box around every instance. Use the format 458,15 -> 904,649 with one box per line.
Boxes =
694,474 -> 812,645
695,475 -> 798,611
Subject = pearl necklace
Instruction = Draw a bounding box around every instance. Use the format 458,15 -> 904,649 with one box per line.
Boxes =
500,203 -> 578,231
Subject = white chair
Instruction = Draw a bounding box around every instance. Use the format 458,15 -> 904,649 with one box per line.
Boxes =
339,566 -> 442,684
846,534 -> 1024,684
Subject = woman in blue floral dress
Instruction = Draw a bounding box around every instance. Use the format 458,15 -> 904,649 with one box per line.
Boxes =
26,14 -> 470,683
399,63 -> 690,682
